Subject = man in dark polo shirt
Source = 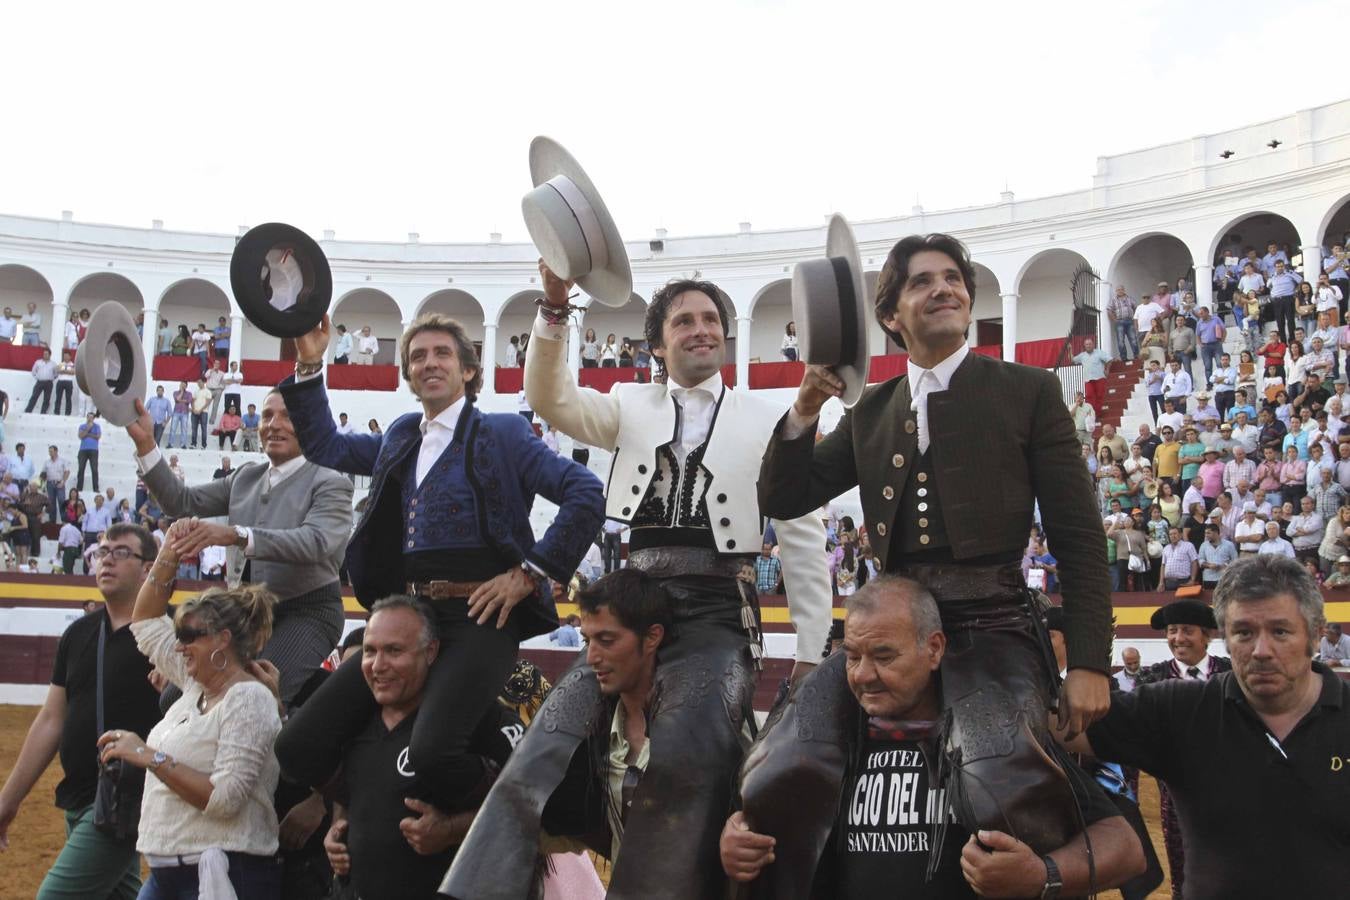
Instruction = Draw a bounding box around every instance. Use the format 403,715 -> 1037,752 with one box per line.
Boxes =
324,596 -> 523,900
0,523 -> 162,899
724,577 -> 1144,899
1062,554 -> 1350,899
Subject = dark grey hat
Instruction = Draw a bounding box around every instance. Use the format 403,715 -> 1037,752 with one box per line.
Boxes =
230,223 -> 332,339
74,303 -> 146,428
791,214 -> 870,407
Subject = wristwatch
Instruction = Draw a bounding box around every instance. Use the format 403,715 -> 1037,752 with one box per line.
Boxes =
1040,854 -> 1063,899
148,750 -> 169,772
233,525 -> 249,548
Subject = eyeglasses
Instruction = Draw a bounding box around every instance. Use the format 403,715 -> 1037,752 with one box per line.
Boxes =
93,547 -> 147,562
175,626 -> 211,644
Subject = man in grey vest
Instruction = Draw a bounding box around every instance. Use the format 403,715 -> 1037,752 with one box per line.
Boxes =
124,389 -> 353,703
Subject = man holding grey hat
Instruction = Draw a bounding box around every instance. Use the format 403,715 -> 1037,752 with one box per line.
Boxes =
757,232 -> 1113,859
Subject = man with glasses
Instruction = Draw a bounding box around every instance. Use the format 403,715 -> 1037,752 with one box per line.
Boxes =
0,524 -> 162,898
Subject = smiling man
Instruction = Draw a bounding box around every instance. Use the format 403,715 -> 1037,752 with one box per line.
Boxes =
1061,555 -> 1350,898
444,264 -> 833,899
758,232 -> 1113,857
126,389 -> 354,705
273,312 -> 603,835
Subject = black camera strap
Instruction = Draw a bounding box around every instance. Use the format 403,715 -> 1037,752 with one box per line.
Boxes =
95,611 -> 106,738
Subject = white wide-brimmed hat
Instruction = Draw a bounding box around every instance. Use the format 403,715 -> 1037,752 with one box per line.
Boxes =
790,214 -> 870,407
522,137 -> 632,307
75,303 -> 147,427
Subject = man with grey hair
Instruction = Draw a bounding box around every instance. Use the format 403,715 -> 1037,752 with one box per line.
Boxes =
324,595 -> 525,900
1061,555 -> 1350,899
727,577 -> 1144,899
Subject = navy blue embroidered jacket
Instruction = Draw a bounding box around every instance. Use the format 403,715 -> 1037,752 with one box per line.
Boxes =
279,375 -> 605,638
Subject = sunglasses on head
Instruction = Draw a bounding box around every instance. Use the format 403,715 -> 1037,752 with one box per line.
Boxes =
175,626 -> 211,645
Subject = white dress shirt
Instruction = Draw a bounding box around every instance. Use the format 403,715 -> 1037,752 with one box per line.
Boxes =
416,395 -> 466,488
1178,654 -> 1214,681
908,345 -> 969,455
669,372 -> 723,464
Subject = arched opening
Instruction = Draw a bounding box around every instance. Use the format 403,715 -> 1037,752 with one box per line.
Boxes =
969,263 -> 1003,350
417,289 -> 486,357
1014,248 -> 1094,344
580,293 -> 648,367
496,289 -> 545,368
158,278 -> 233,358
1109,232 -> 1194,300
1210,211 -> 1301,273
0,265 -> 54,347
331,289 -> 401,365
1317,194 -> 1350,264
68,274 -> 145,359
748,280 -> 792,362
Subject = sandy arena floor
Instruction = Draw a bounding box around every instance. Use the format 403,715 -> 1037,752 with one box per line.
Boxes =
0,705 -> 1173,898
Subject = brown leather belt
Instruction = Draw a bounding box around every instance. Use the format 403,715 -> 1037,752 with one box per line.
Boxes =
406,580 -> 486,600
888,562 -> 1025,602
626,547 -> 753,579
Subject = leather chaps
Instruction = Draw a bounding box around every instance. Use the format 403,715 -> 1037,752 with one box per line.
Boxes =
442,574 -> 758,900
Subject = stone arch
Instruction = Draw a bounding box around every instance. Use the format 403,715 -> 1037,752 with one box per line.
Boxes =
0,264 -> 54,346
581,293 -> 648,359
416,289 -> 486,346
1013,248 -> 1093,344
969,262 -> 1003,350
1316,193 -> 1350,251
1107,232 -> 1194,297
1208,211 -> 1302,266
68,272 -> 145,334
331,288 -> 402,365
747,280 -> 793,362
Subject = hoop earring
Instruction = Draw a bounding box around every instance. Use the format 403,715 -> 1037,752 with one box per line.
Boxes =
210,648 -> 229,671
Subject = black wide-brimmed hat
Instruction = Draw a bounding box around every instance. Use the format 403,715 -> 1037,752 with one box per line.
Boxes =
74,303 -> 147,427
1149,599 -> 1218,630
230,223 -> 332,338
791,214 -> 870,407
521,137 -> 632,307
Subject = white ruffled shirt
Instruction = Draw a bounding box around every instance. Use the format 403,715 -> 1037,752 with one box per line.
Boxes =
131,616 -> 281,858
908,345 -> 969,455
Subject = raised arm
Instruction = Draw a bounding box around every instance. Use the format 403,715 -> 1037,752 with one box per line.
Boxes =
523,322 -> 622,451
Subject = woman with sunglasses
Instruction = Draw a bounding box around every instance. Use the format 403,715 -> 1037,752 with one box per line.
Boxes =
96,517 -> 284,898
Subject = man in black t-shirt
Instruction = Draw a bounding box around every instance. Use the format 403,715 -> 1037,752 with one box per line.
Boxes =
1064,554 -> 1350,899
0,524 -> 162,899
324,597 -> 524,900
725,577 -> 1144,899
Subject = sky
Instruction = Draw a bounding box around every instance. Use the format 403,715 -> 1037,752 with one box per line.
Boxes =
2,0 -> 1347,244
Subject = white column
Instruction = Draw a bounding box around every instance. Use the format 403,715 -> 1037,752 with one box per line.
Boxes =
736,316 -> 752,388
566,320 -> 581,375
1000,293 -> 1018,362
396,319 -> 415,400
1302,245 -> 1323,287
1194,264 -> 1214,313
230,313 -> 245,363
480,322 -> 498,395
50,300 -> 69,351
140,306 -> 160,371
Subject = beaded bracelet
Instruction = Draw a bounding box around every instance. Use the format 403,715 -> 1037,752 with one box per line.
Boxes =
535,294 -> 584,327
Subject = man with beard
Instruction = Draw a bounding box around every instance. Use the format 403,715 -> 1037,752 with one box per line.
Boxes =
444,266 -> 832,899
1133,599 -> 1230,899
1062,556 -> 1350,898
758,233 -> 1112,858
1114,646 -> 1143,692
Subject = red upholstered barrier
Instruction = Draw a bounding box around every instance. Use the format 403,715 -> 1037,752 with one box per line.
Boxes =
1014,337 -> 1068,368
239,359 -> 295,386
151,355 -> 200,382
578,365 -> 652,392
495,367 -> 524,394
0,344 -> 51,371
327,365 -> 399,391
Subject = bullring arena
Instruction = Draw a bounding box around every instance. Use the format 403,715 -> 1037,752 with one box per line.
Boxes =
3,90 -> 1350,899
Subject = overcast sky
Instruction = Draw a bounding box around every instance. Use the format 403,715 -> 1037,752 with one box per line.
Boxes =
3,0 -> 1345,244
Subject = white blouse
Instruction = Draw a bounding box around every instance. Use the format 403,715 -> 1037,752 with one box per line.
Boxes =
131,616 -> 281,858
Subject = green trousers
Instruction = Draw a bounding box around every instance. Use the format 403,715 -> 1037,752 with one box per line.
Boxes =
36,804 -> 141,900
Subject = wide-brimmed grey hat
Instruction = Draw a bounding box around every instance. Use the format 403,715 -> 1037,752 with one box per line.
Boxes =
74,303 -> 146,427
231,223 -> 332,339
790,214 -> 870,407
522,137 -> 632,307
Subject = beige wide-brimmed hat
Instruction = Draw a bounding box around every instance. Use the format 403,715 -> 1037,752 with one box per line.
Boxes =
522,137 -> 632,307
790,214 -> 870,407
75,303 -> 147,427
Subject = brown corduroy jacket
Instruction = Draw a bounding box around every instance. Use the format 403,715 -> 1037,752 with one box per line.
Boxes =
758,351 -> 1113,672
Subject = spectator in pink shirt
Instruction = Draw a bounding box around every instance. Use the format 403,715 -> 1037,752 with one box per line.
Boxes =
1279,445 -> 1308,508
1198,448 -> 1226,504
